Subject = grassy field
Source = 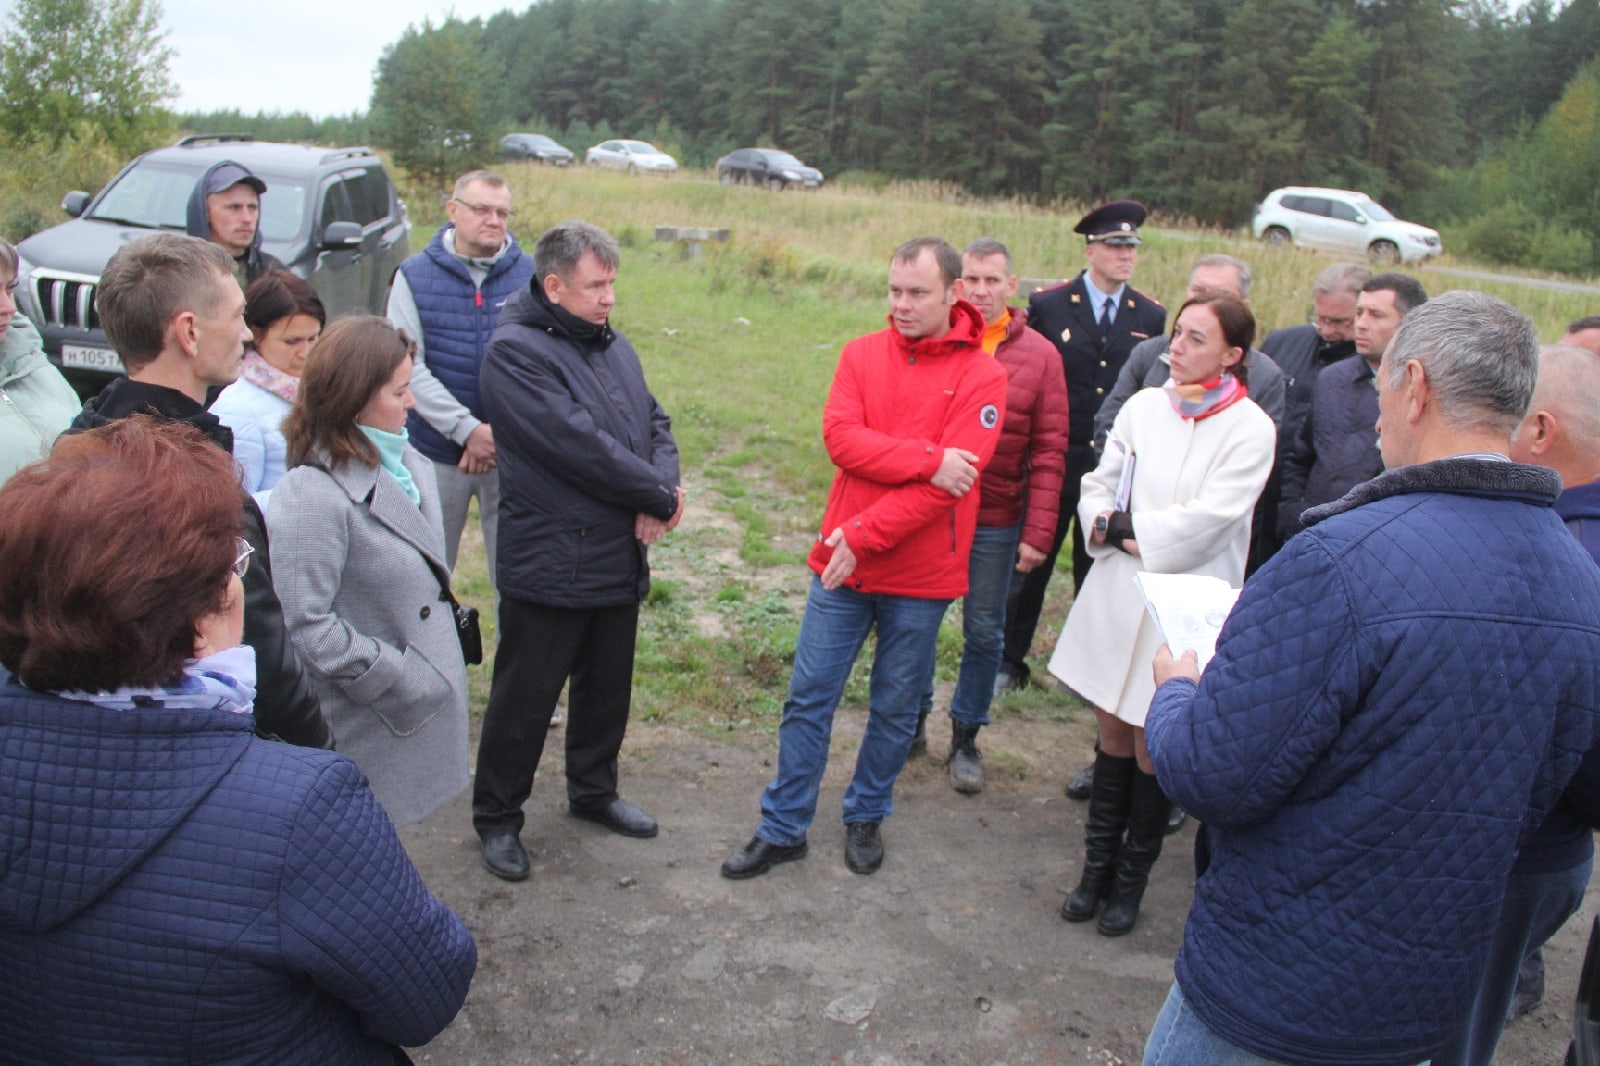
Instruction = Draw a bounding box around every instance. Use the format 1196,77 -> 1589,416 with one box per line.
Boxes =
430,164 -> 1600,749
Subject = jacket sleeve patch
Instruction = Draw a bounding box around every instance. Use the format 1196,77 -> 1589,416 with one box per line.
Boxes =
980,404 -> 1000,429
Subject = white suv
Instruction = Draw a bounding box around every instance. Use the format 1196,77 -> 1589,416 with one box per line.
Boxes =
1253,186 -> 1442,265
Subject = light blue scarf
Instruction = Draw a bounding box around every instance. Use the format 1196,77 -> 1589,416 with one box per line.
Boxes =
55,644 -> 258,715
360,424 -> 421,506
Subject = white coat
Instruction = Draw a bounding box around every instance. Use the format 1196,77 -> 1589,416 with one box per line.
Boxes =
1048,386 -> 1274,726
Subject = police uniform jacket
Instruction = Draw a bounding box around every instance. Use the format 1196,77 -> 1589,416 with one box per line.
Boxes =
1027,273 -> 1165,452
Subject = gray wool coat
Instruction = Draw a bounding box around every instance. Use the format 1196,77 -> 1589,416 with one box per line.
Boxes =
266,446 -> 470,827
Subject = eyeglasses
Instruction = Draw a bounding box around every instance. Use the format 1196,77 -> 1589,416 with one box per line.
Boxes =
231,537 -> 254,579
1311,314 -> 1355,330
451,199 -> 515,221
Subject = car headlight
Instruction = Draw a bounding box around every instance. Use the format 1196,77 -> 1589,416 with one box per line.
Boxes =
782,169 -> 800,179
1407,233 -> 1430,244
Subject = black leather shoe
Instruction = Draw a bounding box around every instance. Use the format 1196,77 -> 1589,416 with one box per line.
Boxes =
1166,806 -> 1188,835
570,797 -> 659,838
481,830 -> 530,882
993,662 -> 1030,695
1065,761 -> 1095,801
845,821 -> 884,875
720,835 -> 808,880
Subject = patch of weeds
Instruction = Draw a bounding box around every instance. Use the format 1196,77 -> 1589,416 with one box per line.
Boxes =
715,585 -> 746,603
646,579 -> 676,606
987,750 -> 1030,782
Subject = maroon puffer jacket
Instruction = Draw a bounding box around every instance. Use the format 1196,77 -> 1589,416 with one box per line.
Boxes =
977,307 -> 1069,554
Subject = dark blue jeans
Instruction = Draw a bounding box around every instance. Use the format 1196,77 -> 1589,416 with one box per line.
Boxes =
757,576 -> 951,846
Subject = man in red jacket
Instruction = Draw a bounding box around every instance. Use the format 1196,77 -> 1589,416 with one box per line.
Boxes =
910,238 -> 1068,793
721,237 -> 1009,879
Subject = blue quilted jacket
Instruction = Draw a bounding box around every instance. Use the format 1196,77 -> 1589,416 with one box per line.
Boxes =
1146,457 -> 1600,1066
0,679 -> 476,1063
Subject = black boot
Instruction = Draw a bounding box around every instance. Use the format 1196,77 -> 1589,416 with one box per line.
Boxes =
909,706 -> 930,757
1060,751 -> 1136,922
1098,768 -> 1173,936
948,722 -> 983,793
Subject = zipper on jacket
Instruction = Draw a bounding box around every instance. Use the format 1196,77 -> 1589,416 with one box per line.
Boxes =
0,388 -> 46,447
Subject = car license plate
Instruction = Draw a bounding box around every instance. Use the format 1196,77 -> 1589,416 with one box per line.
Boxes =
60,344 -> 123,373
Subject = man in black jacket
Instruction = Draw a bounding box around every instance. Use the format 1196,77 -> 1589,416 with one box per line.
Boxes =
1277,273 -> 1427,540
472,220 -> 684,883
70,233 -> 328,749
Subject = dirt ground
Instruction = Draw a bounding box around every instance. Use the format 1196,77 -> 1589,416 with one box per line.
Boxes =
399,708 -> 1592,1065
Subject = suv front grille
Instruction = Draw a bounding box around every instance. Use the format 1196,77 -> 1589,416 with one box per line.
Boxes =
29,270 -> 100,330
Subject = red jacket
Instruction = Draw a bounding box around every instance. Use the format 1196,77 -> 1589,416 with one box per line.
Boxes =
977,307 -> 1069,554
807,300 -> 1009,598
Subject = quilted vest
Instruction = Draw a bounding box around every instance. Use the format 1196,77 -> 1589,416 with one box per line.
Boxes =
400,227 -> 534,464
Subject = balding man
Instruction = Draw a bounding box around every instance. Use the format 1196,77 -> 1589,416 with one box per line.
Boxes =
1438,344 -> 1600,1066
1141,293 -> 1600,1065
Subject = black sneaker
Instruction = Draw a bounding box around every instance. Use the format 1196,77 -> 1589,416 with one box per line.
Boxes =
845,821 -> 884,875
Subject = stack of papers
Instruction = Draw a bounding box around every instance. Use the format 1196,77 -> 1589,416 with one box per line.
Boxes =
1133,572 -> 1241,670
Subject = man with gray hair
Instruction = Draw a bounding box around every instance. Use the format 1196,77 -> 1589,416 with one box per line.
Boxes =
1261,261 -> 1370,451
1278,272 -> 1427,540
387,170 -> 534,599
1139,292 -> 1600,1065
471,220 -> 684,882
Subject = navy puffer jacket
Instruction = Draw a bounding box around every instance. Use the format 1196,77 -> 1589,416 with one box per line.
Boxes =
0,681 -> 476,1063
1146,457 -> 1600,1066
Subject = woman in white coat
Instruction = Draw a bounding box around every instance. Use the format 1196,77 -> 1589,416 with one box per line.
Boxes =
1051,294 -> 1274,936
268,317 -> 470,827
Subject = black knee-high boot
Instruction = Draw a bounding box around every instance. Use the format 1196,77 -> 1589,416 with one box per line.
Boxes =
1060,751 -> 1137,922
1098,768 -> 1173,936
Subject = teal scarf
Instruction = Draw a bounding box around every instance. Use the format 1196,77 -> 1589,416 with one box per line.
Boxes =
360,424 -> 421,506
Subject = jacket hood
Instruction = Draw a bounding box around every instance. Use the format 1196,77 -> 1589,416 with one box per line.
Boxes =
72,377 -> 234,453
0,315 -> 51,384
884,298 -> 986,357
1304,456 -> 1561,528
0,682 -> 254,933
502,283 -> 616,351
185,160 -> 265,260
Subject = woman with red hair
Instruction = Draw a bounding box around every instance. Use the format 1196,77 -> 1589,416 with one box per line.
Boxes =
0,416 -> 475,1063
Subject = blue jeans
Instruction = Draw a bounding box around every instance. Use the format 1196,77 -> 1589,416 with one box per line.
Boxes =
758,577 -> 951,846
928,523 -> 1020,728
1144,983 -> 1432,1066
1433,855 -> 1591,1066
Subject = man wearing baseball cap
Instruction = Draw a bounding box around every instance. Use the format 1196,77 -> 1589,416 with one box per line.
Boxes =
996,200 -> 1165,694
185,161 -> 283,292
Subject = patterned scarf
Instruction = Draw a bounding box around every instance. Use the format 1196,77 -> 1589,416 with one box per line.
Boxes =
54,644 -> 258,715
1164,373 -> 1248,421
239,348 -> 300,403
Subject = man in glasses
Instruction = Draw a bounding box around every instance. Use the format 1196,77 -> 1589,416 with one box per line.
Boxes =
1278,272 -> 1428,541
387,170 -> 534,600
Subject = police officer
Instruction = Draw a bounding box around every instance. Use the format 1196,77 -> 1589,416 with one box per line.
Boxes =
996,200 -> 1165,692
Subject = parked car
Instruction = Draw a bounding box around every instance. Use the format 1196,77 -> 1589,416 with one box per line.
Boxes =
584,140 -> 678,175
13,133 -> 411,392
715,148 -> 824,191
498,133 -> 574,166
1253,186 -> 1442,265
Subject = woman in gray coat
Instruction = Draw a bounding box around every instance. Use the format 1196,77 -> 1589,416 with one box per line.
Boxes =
268,316 -> 469,826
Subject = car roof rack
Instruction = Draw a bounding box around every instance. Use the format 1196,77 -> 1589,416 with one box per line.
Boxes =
318,147 -> 375,164
176,133 -> 257,146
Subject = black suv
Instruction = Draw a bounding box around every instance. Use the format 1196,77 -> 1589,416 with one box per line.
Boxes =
14,134 -> 411,391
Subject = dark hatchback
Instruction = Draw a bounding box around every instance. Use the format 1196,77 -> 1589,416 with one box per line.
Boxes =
13,134 -> 411,391
715,148 -> 824,190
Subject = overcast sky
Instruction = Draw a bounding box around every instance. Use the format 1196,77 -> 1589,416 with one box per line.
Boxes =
0,0 -> 517,118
